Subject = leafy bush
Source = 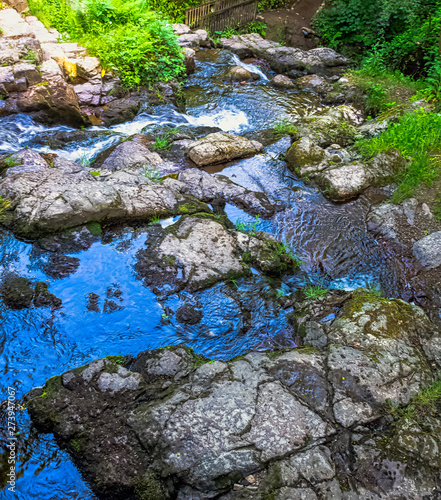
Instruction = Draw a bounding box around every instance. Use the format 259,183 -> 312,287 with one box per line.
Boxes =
27,0 -> 185,87
211,20 -> 267,40
356,108 -> 441,202
314,0 -> 441,78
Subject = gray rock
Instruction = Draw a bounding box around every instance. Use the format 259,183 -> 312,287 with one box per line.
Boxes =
187,132 -> 263,166
328,289 -> 434,426
135,214 -> 298,294
295,74 -> 332,94
221,34 -> 349,75
174,168 -> 281,217
182,47 -> 196,74
413,231 -> 441,270
270,74 -> 295,88
0,149 -> 209,237
315,150 -> 406,201
289,446 -> 335,483
25,290 -> 441,499
99,137 -> 163,172
228,65 -> 253,81
13,62 -> 41,86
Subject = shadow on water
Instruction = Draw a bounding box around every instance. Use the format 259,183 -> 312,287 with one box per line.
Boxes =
0,49 -> 401,498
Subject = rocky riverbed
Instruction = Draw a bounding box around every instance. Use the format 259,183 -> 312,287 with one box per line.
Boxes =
1,4 -> 441,499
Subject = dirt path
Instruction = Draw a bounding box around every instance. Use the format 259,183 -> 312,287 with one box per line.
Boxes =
258,0 -> 324,50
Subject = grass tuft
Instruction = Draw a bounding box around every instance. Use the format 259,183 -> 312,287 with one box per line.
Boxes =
356,109 -> 441,203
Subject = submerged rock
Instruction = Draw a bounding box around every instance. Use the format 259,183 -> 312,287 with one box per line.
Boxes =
0,273 -> 61,309
187,132 -> 263,166
26,290 -> 441,499
135,213 -> 298,295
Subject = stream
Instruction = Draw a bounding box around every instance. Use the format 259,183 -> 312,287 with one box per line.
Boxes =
0,49 -> 403,498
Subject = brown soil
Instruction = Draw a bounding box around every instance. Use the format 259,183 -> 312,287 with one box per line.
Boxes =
258,0 -> 323,50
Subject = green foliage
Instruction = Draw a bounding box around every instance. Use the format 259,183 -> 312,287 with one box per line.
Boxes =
313,0 -> 441,78
235,215 -> 260,233
365,283 -> 383,296
4,156 -> 20,167
303,284 -> 328,299
211,20 -> 267,41
151,127 -> 180,150
23,50 -> 39,65
356,108 -> 441,201
272,119 -> 298,137
433,195 -> 441,218
386,374 -> 441,423
79,154 -> 92,167
149,215 -> 161,225
423,69 -> 441,110
27,0 -> 185,87
257,0 -> 285,13
143,167 -> 163,182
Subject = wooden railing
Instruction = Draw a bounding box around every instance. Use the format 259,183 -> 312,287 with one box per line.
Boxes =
185,0 -> 258,33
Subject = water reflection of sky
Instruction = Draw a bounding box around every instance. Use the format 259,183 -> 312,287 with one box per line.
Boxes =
0,50 -> 395,499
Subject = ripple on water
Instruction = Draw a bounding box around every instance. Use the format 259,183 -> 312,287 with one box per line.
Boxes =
0,49 -> 399,498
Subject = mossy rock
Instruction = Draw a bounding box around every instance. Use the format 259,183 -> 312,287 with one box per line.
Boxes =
338,288 -> 426,340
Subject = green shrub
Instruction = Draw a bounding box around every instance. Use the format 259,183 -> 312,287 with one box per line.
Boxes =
211,20 -> 267,41
257,0 -> 285,13
313,0 -> 441,78
27,0 -> 185,87
356,108 -> 441,202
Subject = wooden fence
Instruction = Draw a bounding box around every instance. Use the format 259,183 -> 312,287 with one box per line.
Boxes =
185,0 -> 258,33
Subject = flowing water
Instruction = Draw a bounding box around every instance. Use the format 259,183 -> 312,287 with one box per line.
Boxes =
0,49 -> 402,498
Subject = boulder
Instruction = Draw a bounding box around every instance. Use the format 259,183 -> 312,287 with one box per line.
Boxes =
0,8 -> 32,38
413,231 -> 441,270
285,137 -> 326,176
0,149 -> 209,237
97,137 -> 163,172
328,289 -> 433,427
175,168 -> 282,217
0,148 -> 279,237
4,0 -> 29,12
227,65 -> 253,81
0,273 -> 61,309
178,29 -> 208,48
25,290 -> 441,499
187,132 -> 263,166
13,62 -> 41,86
135,214 -> 298,294
172,23 -> 191,35
221,33 -> 349,75
9,76 -> 90,126
300,104 -> 362,147
270,74 -> 295,88
314,149 -> 406,200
